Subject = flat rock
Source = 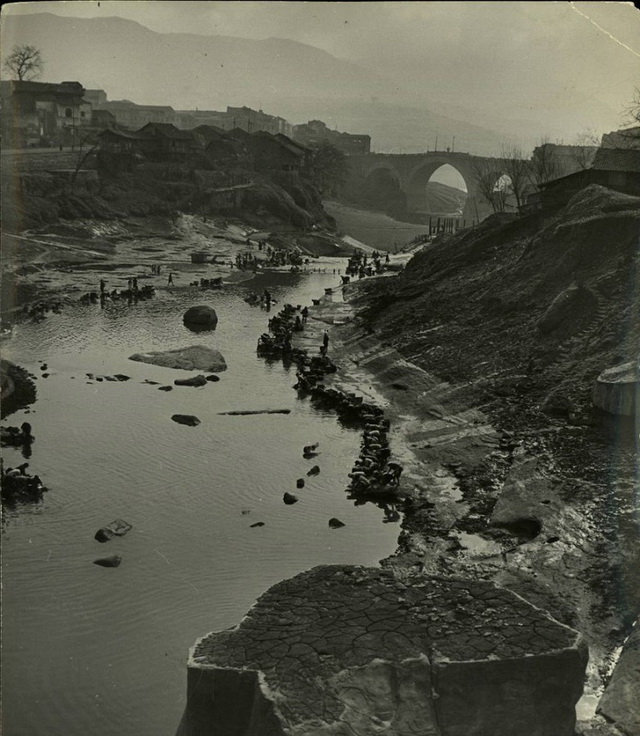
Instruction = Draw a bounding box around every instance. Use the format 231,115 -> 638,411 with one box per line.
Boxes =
129,345 -> 227,372
158,385 -> 173,391
174,375 -> 207,387
205,374 -> 220,382
171,414 -> 201,427
94,519 -> 132,543
328,518 -> 346,528
185,565 -> 587,736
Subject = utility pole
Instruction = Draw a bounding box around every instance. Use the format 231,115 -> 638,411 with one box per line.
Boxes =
435,136 -> 438,152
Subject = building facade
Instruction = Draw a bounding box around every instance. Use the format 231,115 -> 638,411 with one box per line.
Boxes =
1,79 -> 93,147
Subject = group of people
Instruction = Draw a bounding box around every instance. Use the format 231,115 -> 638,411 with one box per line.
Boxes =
345,249 -> 391,279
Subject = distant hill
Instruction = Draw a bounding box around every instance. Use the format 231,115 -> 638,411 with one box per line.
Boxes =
425,181 -> 467,215
2,13 -> 509,155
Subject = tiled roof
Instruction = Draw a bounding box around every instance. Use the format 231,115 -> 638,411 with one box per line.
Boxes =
592,147 -> 640,173
137,123 -> 195,140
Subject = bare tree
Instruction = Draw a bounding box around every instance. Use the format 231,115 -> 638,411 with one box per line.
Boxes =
470,158 -> 505,214
569,130 -> 599,170
604,88 -> 640,149
3,44 -> 44,81
527,138 -> 562,189
500,145 -> 530,209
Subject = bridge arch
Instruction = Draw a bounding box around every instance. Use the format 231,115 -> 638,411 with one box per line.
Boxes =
361,164 -> 406,214
405,158 -> 473,215
405,162 -> 468,216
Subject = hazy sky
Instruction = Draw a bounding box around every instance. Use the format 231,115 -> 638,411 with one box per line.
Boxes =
3,1 -> 640,147
5,2 -> 638,109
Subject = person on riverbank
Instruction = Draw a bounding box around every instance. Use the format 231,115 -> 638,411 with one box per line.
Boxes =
322,330 -> 329,353
168,273 -> 174,286
264,289 -> 272,309
100,279 -> 106,295
301,306 -> 309,324
132,277 -> 138,291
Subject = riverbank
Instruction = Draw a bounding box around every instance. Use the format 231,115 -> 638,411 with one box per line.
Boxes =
315,188 -> 640,733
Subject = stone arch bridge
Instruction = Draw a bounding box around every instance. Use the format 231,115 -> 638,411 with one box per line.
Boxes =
343,151 -> 510,223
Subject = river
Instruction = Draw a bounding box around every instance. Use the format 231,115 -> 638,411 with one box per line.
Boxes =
324,200 -> 430,251
1,263 -> 400,736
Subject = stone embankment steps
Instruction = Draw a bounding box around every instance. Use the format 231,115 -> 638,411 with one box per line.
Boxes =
179,565 -> 587,736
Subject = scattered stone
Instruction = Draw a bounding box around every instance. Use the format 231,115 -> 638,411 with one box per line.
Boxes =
328,518 -> 346,528
42,373 -> 49,378
219,409 -> 291,416
205,374 -> 220,382
144,379 -> 160,385
171,414 -> 201,427
283,492 -> 298,505
103,376 -> 117,382
174,375 -> 207,387
129,345 -> 227,372
158,385 -> 173,391
250,522 -> 265,528
96,377 -> 104,382
296,478 -> 305,489
93,555 -> 122,568
94,519 -> 133,543
114,374 -> 131,381
183,305 -> 218,328
307,465 -> 320,476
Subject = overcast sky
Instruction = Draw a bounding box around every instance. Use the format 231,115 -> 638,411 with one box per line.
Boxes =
3,1 -> 639,145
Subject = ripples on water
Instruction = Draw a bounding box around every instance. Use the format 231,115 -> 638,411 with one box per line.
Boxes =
1,266 -> 399,736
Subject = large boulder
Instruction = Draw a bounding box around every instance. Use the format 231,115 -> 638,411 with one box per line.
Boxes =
179,565 -> 587,736
183,305 -> 218,329
129,345 -> 227,372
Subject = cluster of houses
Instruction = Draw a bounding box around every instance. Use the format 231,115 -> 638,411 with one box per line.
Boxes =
98,122 -> 314,180
0,78 -> 370,159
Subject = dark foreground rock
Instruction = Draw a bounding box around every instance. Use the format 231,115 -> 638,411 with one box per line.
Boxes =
94,519 -> 132,543
0,359 -> 37,419
128,345 -> 226,372
171,414 -> 201,427
178,565 -> 587,736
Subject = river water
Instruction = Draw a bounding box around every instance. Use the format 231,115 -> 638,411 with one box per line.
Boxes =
324,200 -> 430,250
1,264 -> 400,736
